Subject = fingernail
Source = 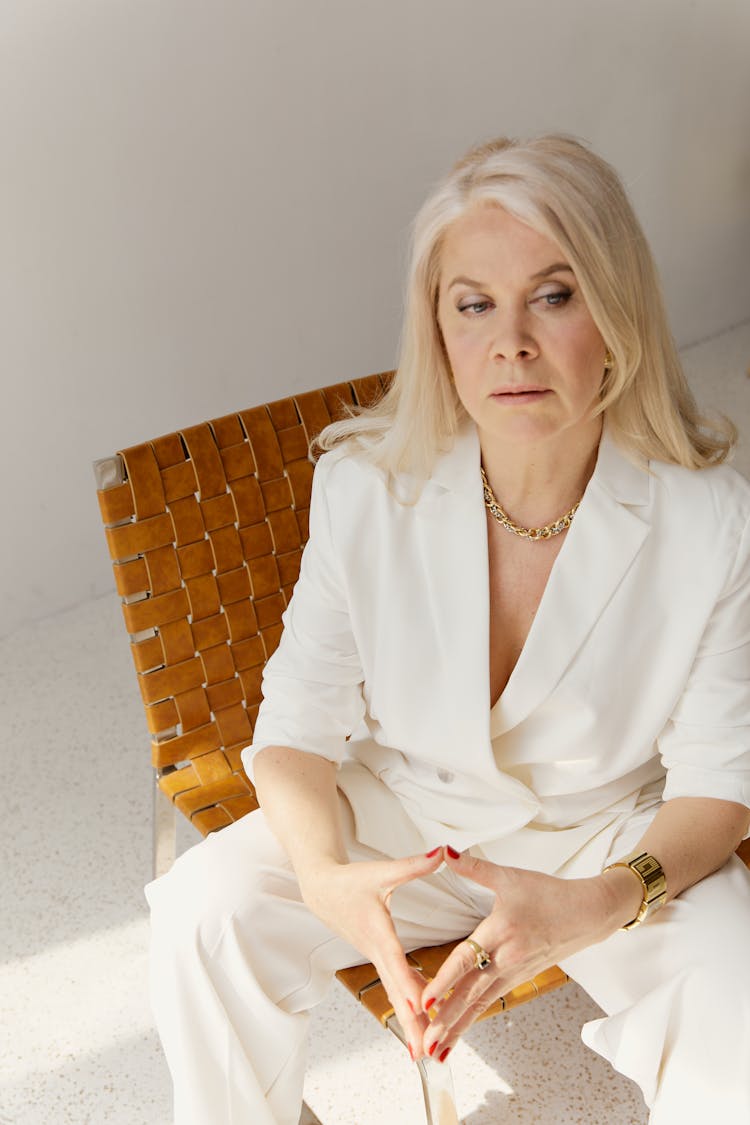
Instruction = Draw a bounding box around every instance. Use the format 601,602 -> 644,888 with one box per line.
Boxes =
439,1047 -> 452,1063
424,996 -> 436,1011
425,847 -> 441,857
428,1041 -> 438,1056
446,846 -> 461,859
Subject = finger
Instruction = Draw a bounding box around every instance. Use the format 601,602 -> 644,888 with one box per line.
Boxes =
444,848 -> 502,891
423,974 -> 506,1060
380,962 -> 432,1061
378,847 -> 445,899
365,906 -> 434,1059
420,934 -> 495,1012
353,849 -> 444,1059
375,940 -> 432,1059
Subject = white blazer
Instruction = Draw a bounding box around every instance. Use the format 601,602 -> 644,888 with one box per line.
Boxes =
244,420 -> 750,873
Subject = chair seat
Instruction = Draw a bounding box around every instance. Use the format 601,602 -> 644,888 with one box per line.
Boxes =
336,944 -> 570,1025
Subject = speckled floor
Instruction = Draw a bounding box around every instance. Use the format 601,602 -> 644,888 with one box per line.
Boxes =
2,320 -> 748,1125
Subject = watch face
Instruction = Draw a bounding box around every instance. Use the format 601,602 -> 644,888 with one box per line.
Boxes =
633,854 -> 662,882
632,856 -> 667,919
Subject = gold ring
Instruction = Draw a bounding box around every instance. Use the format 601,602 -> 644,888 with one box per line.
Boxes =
466,938 -> 491,971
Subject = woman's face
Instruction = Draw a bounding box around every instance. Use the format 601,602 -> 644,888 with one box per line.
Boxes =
436,202 -> 607,451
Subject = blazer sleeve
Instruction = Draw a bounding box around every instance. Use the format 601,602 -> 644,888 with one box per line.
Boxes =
241,452 -> 366,782
659,511 -> 750,811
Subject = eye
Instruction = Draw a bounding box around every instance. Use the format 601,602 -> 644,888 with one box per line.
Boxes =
535,289 -> 572,308
457,299 -> 493,315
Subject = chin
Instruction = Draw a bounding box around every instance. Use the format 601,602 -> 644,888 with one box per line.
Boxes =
479,416 -> 560,446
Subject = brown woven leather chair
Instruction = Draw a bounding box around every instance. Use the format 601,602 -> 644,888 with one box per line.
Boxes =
94,374 -> 750,1125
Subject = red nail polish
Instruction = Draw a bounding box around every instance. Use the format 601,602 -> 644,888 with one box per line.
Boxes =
428,1041 -> 438,1056
408,1042 -> 414,1061
425,847 -> 441,857
424,996 -> 436,1011
446,846 -> 461,859
439,1047 -> 451,1063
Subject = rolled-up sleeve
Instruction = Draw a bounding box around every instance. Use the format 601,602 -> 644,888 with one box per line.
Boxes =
241,453 -> 366,783
660,513 -> 750,812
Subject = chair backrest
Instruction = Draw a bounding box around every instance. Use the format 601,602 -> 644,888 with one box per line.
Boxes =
94,373 -> 392,836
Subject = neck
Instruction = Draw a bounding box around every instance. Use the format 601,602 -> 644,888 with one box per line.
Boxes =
479,417 -> 603,530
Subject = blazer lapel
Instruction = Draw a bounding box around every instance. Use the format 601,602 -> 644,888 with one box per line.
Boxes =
492,427 -> 652,735
409,420 -> 652,751
414,422 -> 492,749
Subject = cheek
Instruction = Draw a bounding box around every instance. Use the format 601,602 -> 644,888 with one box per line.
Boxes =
570,347 -> 606,403
440,321 -> 485,370
555,323 -> 604,383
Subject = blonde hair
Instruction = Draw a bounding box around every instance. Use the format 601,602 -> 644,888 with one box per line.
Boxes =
315,133 -> 735,481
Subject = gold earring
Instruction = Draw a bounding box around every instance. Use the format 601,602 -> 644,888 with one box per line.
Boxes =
603,349 -> 614,371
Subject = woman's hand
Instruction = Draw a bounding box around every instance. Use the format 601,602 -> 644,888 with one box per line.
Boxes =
296,848 -> 445,1060
254,748 -> 446,1058
418,849 -> 643,1062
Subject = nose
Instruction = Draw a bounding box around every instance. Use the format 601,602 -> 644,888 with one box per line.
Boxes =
490,306 -> 538,362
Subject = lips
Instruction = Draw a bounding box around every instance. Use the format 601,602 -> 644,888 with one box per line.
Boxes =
491,385 -> 549,395
490,386 -> 551,404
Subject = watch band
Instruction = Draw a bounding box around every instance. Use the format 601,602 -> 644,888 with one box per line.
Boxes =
603,850 -> 667,930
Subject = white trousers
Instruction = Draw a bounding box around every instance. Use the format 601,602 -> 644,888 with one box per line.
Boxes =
145,783 -> 750,1125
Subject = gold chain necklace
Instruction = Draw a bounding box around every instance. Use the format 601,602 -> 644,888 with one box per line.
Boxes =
480,466 -> 581,541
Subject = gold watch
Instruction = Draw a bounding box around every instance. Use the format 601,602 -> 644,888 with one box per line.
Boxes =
603,850 -> 667,930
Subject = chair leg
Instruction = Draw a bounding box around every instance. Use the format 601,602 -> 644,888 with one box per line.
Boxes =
153,769 -> 177,879
299,1102 -> 324,1124
414,1055 -> 460,1125
386,1015 -> 460,1125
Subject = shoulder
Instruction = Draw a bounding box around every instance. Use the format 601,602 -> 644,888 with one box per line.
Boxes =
599,427 -> 750,523
594,431 -> 750,591
650,457 -> 750,530
313,416 -> 481,506
648,458 -> 750,591
312,445 -> 387,505
308,450 -> 397,552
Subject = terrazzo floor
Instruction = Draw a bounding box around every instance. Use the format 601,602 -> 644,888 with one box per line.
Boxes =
2,320 -> 748,1125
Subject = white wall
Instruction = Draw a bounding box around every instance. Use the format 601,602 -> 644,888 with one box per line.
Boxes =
3,0 -> 750,637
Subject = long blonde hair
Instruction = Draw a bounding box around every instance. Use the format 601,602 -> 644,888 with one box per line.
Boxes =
315,133 -> 735,481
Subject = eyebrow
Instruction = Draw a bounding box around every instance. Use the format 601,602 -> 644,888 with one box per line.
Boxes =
447,262 -> 575,290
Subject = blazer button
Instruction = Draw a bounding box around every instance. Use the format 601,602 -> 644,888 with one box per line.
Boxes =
437,768 -> 454,784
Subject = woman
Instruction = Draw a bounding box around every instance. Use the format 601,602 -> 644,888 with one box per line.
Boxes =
146,134 -> 750,1124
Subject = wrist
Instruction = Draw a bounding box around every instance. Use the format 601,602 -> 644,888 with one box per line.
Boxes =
603,850 -> 667,930
293,852 -> 347,888
597,867 -> 646,934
